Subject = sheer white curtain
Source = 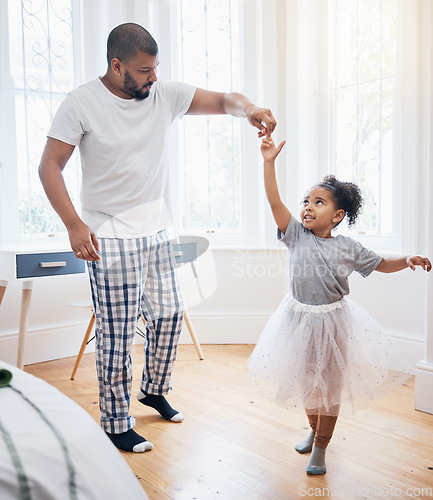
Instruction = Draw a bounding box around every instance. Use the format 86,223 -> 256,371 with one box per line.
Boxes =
415,0 -> 433,415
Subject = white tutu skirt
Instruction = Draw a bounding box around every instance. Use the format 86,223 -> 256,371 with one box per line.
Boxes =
248,295 -> 411,416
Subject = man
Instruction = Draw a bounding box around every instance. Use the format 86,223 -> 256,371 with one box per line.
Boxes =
39,23 -> 276,453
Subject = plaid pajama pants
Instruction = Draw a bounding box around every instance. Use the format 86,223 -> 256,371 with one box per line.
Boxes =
87,230 -> 184,434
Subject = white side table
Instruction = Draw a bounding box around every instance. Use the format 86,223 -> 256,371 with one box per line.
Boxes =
0,244 -> 85,369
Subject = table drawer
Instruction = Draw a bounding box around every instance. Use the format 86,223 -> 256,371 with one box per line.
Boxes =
16,252 -> 85,278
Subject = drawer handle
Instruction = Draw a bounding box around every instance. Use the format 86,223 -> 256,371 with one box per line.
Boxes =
39,261 -> 67,268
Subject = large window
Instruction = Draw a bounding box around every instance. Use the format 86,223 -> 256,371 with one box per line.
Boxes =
176,0 -> 242,234
0,0 -> 81,243
169,0 -> 262,245
1,0 -> 260,246
0,0 -> 417,251
324,0 -> 414,251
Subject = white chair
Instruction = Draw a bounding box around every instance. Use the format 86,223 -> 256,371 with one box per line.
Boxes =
70,237 -> 208,380
69,301 -> 203,380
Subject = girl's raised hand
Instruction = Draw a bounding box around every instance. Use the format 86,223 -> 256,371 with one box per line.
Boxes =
261,137 -> 286,162
407,256 -> 432,271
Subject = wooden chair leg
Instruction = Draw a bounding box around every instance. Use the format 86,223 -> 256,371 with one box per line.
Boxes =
70,309 -> 202,379
71,313 -> 96,380
183,309 -> 204,360
0,281 -> 8,308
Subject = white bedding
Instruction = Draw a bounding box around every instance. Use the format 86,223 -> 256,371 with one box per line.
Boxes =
0,361 -> 148,500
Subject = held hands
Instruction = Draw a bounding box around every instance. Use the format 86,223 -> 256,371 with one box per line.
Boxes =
261,136 -> 286,162
68,221 -> 100,261
246,105 -> 277,137
407,256 -> 432,272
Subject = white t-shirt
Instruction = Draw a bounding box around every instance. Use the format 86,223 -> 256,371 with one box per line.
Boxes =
48,78 -> 196,238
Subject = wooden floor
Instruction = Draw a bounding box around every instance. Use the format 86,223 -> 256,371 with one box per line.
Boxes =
26,345 -> 433,500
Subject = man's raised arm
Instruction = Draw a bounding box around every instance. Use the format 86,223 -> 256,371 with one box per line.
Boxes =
186,88 -> 276,137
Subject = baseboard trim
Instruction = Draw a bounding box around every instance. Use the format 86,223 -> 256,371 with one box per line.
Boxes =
415,360 -> 433,415
179,313 -> 424,373
178,312 -> 269,345
0,320 -> 95,366
0,313 -> 426,372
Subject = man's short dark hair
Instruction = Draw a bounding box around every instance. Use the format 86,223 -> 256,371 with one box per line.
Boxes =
106,23 -> 158,66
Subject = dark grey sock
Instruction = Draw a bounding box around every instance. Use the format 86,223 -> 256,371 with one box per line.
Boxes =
137,389 -> 184,422
105,428 -> 153,453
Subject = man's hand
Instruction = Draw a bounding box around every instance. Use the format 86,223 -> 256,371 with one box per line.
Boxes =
246,105 -> 277,137
68,221 -> 100,261
407,255 -> 432,271
187,90 -> 277,136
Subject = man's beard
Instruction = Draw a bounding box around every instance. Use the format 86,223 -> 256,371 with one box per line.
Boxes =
124,71 -> 152,100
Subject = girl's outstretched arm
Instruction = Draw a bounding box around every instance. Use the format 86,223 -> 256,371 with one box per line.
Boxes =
262,137 -> 291,233
375,255 -> 432,273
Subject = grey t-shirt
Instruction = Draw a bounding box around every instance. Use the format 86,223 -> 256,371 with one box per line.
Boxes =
278,217 -> 383,305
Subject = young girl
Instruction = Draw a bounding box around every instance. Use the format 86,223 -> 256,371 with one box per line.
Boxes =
248,137 -> 431,476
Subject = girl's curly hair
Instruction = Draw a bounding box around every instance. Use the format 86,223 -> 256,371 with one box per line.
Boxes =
318,175 -> 363,227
